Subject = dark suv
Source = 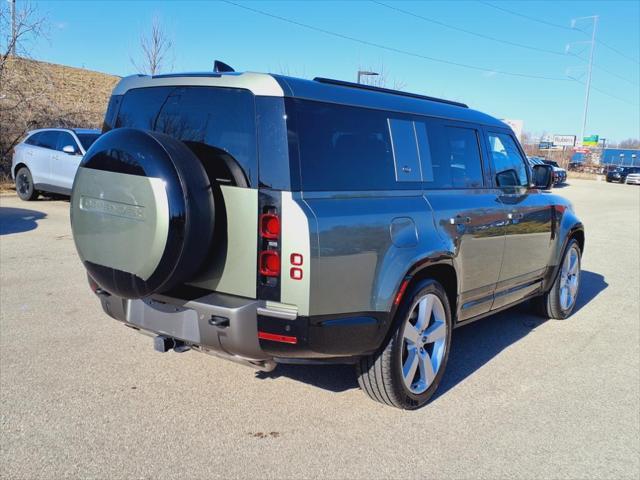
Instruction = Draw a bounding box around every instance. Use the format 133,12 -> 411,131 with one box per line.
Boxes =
70,71 -> 584,409
606,166 -> 640,183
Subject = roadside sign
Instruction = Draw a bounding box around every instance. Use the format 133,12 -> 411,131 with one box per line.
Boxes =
583,135 -> 599,146
553,135 -> 576,147
539,141 -> 553,149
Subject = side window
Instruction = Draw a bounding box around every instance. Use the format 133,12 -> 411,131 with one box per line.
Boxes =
293,99 -> 396,191
388,118 -> 422,182
487,132 -> 528,187
423,121 -> 484,188
38,131 -> 61,151
56,132 -> 79,153
25,132 -> 42,146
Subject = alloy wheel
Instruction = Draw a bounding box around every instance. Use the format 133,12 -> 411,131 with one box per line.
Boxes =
559,245 -> 580,311
401,293 -> 448,394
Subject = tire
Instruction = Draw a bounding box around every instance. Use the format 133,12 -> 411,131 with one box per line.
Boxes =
356,279 -> 452,409
534,239 -> 581,319
70,128 -> 216,299
15,167 -> 39,201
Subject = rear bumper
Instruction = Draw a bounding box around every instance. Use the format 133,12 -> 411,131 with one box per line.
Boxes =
98,290 -> 388,362
99,290 -> 272,361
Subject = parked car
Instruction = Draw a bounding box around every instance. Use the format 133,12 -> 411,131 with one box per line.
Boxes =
11,128 -> 101,200
606,166 -> 640,183
528,156 -> 562,186
625,172 -> 640,185
70,70 -> 584,409
542,159 -> 567,185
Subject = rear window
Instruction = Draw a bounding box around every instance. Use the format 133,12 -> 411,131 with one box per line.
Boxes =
115,86 -> 257,186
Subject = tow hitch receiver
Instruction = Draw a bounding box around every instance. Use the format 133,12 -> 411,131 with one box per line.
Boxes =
154,335 -> 190,353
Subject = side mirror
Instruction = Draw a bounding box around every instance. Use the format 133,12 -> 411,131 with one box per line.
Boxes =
532,164 -> 554,190
62,145 -> 77,154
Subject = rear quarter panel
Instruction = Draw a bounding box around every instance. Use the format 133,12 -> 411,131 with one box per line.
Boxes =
303,191 -> 446,316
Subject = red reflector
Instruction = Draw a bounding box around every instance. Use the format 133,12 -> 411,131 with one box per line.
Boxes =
259,250 -> 280,277
260,213 -> 280,239
290,253 -> 303,266
258,331 -> 298,344
290,267 -> 303,280
394,279 -> 410,306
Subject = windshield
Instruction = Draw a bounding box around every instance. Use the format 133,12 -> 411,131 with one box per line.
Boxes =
76,133 -> 100,150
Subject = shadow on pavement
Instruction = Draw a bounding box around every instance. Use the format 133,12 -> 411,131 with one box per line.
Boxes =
0,207 -> 47,235
256,270 -> 608,398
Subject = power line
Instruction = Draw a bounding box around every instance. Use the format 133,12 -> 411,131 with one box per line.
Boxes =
372,0 -> 567,58
222,0 -> 571,82
572,78 -> 639,106
596,38 -> 639,64
481,0 -> 640,65
593,62 -> 638,86
478,1 -> 574,31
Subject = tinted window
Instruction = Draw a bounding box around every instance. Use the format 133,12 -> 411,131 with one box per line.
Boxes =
116,86 -> 257,186
156,87 -> 256,181
56,132 -> 79,153
424,122 -> 483,188
38,131 -> 61,150
76,133 -> 100,150
103,95 -> 122,132
25,132 -> 43,146
116,87 -> 173,130
487,132 -> 528,187
292,99 -> 395,191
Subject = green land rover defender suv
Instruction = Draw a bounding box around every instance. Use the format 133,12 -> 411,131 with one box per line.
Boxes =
70,70 -> 584,409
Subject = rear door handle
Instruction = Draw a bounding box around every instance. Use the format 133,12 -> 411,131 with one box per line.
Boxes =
508,212 -> 524,220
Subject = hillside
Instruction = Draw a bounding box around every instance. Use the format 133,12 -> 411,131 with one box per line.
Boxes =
0,57 -> 120,169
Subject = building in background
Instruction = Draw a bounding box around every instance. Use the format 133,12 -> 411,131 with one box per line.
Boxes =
600,149 -> 640,167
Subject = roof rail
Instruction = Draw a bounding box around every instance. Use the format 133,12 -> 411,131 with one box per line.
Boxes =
313,77 -> 468,108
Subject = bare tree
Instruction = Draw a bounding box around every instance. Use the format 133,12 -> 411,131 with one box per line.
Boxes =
617,138 -> 640,149
0,1 -> 50,168
358,63 -> 406,91
131,17 -> 173,75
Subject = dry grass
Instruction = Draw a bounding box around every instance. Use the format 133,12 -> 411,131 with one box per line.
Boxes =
0,57 -> 120,170
568,172 -> 603,181
0,172 -> 15,193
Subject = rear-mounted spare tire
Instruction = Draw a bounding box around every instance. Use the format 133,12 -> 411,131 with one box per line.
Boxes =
70,128 -> 215,299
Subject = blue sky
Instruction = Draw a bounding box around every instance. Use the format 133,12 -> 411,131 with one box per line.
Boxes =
30,0 -> 640,142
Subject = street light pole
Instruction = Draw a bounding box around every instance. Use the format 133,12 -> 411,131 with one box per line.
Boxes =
357,70 -> 379,84
572,15 -> 599,145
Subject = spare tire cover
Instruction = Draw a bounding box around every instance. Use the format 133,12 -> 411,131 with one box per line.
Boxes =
71,128 -> 215,298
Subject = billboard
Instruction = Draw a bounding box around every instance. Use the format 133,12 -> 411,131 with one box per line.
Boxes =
553,135 -> 576,147
583,135 -> 599,147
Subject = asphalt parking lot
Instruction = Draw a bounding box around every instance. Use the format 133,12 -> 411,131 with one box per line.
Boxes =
1,178 -> 639,479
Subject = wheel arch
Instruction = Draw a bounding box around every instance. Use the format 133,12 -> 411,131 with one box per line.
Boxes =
377,258 -> 458,351
13,162 -> 29,178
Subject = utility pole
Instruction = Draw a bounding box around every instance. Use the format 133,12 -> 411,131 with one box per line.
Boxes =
572,15 -> 599,146
9,0 -> 16,56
